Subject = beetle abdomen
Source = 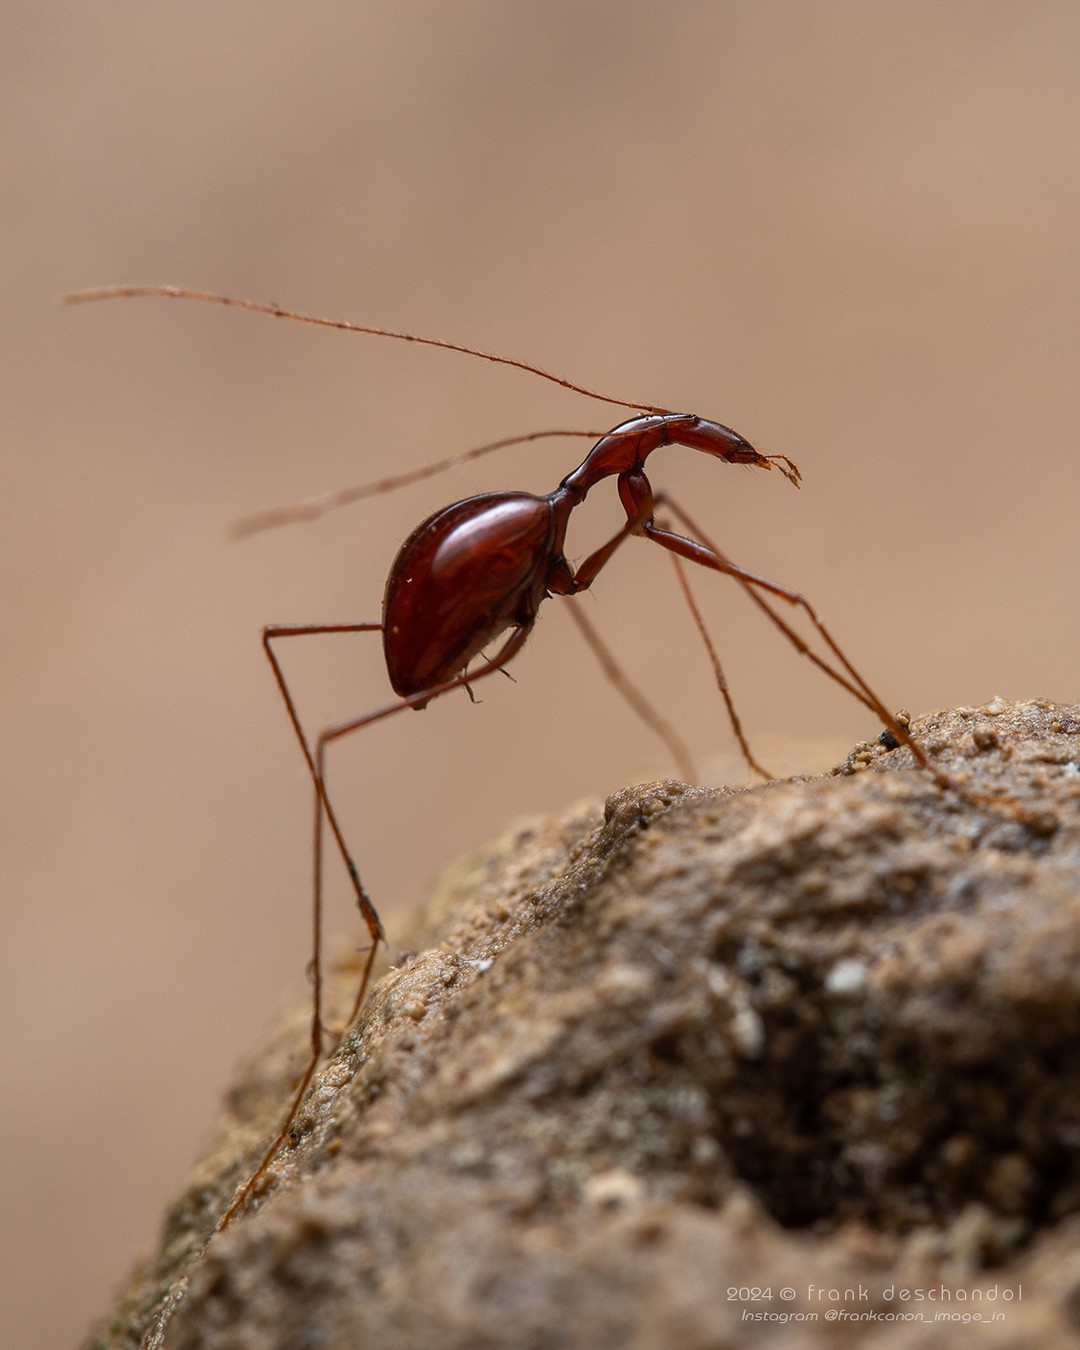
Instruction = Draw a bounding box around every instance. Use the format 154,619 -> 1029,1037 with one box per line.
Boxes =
383,492 -> 555,697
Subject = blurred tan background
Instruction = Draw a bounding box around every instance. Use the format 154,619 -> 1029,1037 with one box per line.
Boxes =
4,3 -> 1079,1345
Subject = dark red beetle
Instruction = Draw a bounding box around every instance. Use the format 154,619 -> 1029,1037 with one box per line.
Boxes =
63,286 -> 942,1227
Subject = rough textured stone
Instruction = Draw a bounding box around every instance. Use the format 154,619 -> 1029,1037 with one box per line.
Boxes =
85,699 -> 1080,1349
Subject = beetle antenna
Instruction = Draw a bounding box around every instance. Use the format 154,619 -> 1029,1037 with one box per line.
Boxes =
61,285 -> 664,416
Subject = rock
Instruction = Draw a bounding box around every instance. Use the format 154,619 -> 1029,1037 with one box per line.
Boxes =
85,699 -> 1080,1349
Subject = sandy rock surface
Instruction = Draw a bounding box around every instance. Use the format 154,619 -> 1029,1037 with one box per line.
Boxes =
87,699 -> 1080,1349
